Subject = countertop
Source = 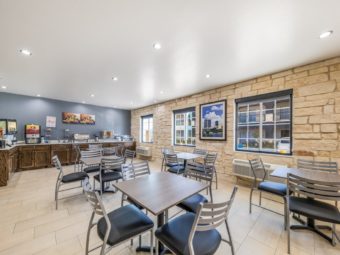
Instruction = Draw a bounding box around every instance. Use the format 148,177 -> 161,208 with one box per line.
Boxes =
0,139 -> 134,151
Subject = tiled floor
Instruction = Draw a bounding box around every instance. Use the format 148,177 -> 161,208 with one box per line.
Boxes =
0,160 -> 339,255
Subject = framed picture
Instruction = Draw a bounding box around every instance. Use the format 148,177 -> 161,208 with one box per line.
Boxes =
62,112 -> 80,124
199,100 -> 226,141
80,113 -> 95,125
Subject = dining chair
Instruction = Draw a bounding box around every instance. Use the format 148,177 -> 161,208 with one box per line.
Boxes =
89,144 -> 103,150
161,147 -> 175,171
83,180 -> 154,255
177,163 -> 214,213
249,158 -> 288,229
115,144 -> 124,157
297,159 -> 338,173
80,149 -> 103,174
124,149 -> 136,164
189,152 -> 218,189
102,147 -> 116,156
286,173 -> 340,254
93,157 -> 124,196
192,148 -> 207,156
164,153 -> 185,174
155,186 -> 238,255
52,155 -> 88,209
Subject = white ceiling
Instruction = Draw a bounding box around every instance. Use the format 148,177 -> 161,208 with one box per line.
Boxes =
0,0 -> 340,110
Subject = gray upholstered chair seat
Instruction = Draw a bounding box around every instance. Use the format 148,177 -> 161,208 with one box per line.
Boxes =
168,165 -> 185,174
155,213 -> 221,255
83,165 -> 100,173
289,197 -> 340,224
94,171 -> 122,182
97,204 -> 154,246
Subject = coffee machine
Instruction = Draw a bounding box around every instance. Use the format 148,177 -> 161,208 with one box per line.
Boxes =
25,124 -> 41,144
0,119 -> 18,145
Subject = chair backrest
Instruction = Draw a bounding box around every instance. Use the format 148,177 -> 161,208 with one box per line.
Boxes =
80,149 -> 102,158
89,144 -> 103,150
297,159 -> 338,174
184,163 -> 214,185
249,158 -> 266,181
115,144 -> 124,157
204,152 -> 217,166
132,161 -> 150,178
124,149 -> 136,164
164,153 -> 178,165
287,173 -> 340,202
188,186 -> 238,254
52,155 -> 64,180
161,147 -> 174,155
102,147 -> 116,156
100,157 -> 125,172
193,148 -> 207,156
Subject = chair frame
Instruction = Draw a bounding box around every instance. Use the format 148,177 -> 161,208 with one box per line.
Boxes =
53,155 -> 88,210
161,147 -> 175,171
94,157 -> 124,196
286,173 -> 340,254
297,159 -> 338,173
156,186 -> 238,255
164,153 -> 183,174
124,149 -> 136,165
80,149 -> 103,173
84,186 -> 154,255
249,158 -> 287,228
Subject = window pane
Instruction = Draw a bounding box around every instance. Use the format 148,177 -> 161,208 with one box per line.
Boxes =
174,109 -> 196,146
262,125 -> 274,139
237,126 -> 247,138
248,139 -> 260,150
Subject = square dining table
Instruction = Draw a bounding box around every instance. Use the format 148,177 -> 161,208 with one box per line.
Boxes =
271,167 -> 340,244
113,171 -> 208,253
176,152 -> 205,168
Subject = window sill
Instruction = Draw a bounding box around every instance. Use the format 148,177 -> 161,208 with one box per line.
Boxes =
173,144 -> 196,148
234,149 -> 293,158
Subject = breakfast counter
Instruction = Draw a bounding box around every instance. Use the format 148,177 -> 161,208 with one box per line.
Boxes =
0,140 -> 136,186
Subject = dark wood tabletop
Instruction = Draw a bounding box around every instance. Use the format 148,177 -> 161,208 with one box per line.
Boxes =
176,152 -> 204,160
113,172 -> 208,215
271,167 -> 340,183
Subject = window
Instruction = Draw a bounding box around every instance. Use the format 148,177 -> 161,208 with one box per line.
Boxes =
141,115 -> 153,143
173,107 -> 196,146
235,90 -> 292,155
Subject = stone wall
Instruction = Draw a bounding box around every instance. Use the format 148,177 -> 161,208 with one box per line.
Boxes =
131,57 -> 340,175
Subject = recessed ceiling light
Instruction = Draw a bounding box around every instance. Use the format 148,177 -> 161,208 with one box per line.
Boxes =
112,77 -> 118,81
20,49 -> 32,56
36,94 -> 41,97
153,42 -> 162,50
1,85 -> 7,89
90,94 -> 95,97
205,74 -> 211,78
160,90 -> 164,94
320,30 -> 333,39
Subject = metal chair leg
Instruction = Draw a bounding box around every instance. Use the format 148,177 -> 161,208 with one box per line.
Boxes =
215,171 -> 218,189
287,210 -> 291,254
259,191 -> 262,206
226,220 -> 235,255
150,229 -> 154,255
249,188 -> 254,213
55,182 -> 60,210
139,235 -> 142,247
284,199 -> 287,230
155,237 -> 159,255
332,224 -> 336,246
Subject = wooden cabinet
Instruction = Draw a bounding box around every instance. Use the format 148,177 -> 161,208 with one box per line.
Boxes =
34,146 -> 51,168
19,146 -> 35,170
51,145 -> 70,165
8,148 -> 18,174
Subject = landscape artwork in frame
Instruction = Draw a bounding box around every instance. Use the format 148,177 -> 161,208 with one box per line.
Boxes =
200,100 -> 226,141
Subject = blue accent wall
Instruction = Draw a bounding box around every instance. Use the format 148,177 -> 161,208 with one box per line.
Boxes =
0,92 -> 131,140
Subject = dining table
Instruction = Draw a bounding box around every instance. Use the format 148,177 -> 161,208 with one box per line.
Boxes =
271,167 -> 340,243
176,152 -> 205,168
113,171 -> 208,254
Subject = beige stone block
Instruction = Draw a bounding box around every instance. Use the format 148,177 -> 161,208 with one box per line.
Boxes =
297,81 -> 336,97
285,71 -> 308,81
286,74 -> 329,88
271,69 -> 293,79
309,114 -> 340,124
320,123 -> 337,133
294,117 -> 308,124
330,70 -> 340,82
294,99 -> 328,108
272,77 -> 285,86
324,57 -> 340,65
235,85 -> 251,95
309,66 -> 328,75
322,133 -> 338,139
330,63 -> 340,71
294,124 -> 313,133
256,75 -> 271,82
305,91 -> 340,101
294,139 -> 338,151
294,133 -> 321,139
252,80 -> 272,90
336,105 -> 340,113
294,61 -> 326,73
294,106 -> 323,116
313,125 -> 320,132
324,104 -> 334,114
